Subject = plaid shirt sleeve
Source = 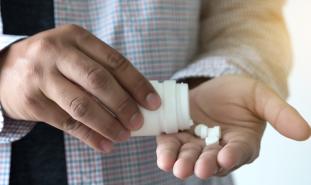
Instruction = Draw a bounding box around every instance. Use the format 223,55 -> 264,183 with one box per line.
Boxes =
0,112 -> 36,143
0,34 -> 25,50
172,0 -> 291,98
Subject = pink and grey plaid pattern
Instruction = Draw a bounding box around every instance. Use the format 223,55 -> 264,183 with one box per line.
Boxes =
0,1 -> 235,184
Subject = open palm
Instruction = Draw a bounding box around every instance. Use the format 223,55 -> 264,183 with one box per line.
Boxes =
156,75 -> 310,180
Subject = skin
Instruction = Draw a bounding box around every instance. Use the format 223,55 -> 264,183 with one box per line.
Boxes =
156,75 -> 310,180
0,24 -> 309,180
0,25 -> 161,153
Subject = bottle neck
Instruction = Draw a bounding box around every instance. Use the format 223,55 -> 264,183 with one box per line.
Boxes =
176,83 -> 193,130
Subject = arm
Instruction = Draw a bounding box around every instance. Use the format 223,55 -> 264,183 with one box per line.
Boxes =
160,0 -> 310,180
172,0 -> 291,98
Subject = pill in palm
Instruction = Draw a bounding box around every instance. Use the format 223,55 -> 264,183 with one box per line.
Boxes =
207,126 -> 221,138
194,124 -> 221,146
205,136 -> 220,145
194,124 -> 209,139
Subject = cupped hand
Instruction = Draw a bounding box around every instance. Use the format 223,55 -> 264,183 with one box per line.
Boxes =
156,75 -> 310,180
0,24 -> 161,152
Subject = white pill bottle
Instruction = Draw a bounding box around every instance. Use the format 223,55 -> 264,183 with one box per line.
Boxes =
131,80 -> 193,136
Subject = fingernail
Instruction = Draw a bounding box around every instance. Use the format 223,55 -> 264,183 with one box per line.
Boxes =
130,112 -> 143,130
146,93 -> 161,109
118,130 -> 130,141
100,140 -> 112,153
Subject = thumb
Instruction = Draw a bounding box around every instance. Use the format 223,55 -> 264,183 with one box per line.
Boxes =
254,82 -> 310,141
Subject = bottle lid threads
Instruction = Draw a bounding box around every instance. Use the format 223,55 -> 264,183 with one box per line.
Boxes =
131,80 -> 193,136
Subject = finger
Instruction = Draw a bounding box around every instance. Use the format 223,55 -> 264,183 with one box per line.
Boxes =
216,140 -> 257,176
32,93 -> 113,153
194,144 -> 222,180
156,134 -> 181,172
173,142 -> 203,180
40,72 -> 130,142
254,82 -> 310,140
71,27 -> 161,110
56,48 -> 143,130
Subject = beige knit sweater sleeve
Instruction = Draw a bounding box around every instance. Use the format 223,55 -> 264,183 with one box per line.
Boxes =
172,0 -> 292,98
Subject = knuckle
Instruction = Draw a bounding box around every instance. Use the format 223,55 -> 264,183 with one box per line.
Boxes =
61,52 -> 81,67
28,38 -> 55,56
22,92 -> 46,120
132,77 -> 149,96
62,24 -> 91,44
69,97 -> 90,119
134,76 -> 147,90
181,143 -> 201,153
61,117 -> 81,131
102,120 -> 120,140
106,53 -> 130,72
86,68 -> 111,90
80,127 -> 93,143
23,92 -> 40,108
115,96 -> 133,114
24,62 -> 43,80
62,24 -> 85,33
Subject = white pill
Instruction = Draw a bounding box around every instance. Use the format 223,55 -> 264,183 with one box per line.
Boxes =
205,136 -> 219,146
207,126 -> 221,138
194,124 -> 209,139
206,126 -> 221,146
194,124 -> 221,146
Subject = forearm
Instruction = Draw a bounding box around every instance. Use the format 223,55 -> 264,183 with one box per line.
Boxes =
197,0 -> 291,97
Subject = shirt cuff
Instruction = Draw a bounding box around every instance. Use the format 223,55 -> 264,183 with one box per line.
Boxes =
0,34 -> 26,50
171,56 -> 244,81
171,55 -> 287,98
0,105 -> 36,143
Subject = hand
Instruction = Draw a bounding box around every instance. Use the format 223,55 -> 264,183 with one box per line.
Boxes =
156,75 -> 310,180
0,24 -> 161,152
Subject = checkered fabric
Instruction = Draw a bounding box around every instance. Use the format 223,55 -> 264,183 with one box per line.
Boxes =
0,0 -> 291,184
54,1 -> 233,184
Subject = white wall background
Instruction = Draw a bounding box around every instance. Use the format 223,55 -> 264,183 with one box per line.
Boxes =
233,1 -> 311,185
